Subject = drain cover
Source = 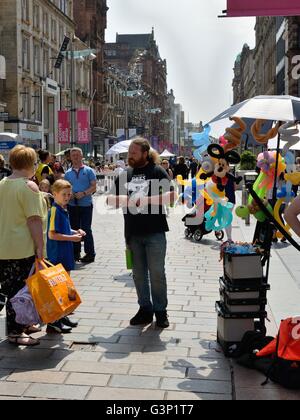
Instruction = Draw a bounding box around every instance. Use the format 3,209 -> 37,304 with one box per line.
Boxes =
70,342 -> 98,351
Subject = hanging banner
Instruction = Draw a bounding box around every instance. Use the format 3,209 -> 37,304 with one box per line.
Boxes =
58,111 -> 70,144
222,0 -> 300,17
77,110 -> 90,144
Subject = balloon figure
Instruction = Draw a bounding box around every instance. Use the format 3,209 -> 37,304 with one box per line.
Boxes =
200,144 -> 241,231
192,124 -> 212,160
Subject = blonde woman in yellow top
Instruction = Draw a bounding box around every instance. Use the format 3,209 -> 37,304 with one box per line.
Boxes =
0,146 -> 47,346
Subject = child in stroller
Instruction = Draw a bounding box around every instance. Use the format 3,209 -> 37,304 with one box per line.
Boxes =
182,201 -> 224,242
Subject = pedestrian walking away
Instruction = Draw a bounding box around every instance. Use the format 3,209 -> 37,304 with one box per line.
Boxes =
64,147 -> 97,263
107,138 -> 177,329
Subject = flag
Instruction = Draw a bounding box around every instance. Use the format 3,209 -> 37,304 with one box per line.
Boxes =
58,111 -> 70,144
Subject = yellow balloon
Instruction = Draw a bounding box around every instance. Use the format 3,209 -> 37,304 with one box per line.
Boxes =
274,198 -> 291,239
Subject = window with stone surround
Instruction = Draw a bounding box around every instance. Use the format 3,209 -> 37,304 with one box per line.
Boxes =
22,36 -> 30,71
51,18 -> 57,43
33,87 -> 42,122
43,48 -> 50,78
21,86 -> 31,121
34,43 -> 41,76
33,3 -> 40,30
21,0 -> 30,22
43,12 -> 49,38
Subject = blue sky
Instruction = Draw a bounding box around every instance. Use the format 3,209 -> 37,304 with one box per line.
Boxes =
106,0 -> 255,124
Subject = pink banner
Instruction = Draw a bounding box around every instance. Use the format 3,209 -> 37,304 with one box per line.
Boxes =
77,110 -> 90,144
225,0 -> 300,17
58,111 -> 70,144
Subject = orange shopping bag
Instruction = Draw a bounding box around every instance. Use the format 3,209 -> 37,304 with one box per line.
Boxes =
26,259 -> 81,324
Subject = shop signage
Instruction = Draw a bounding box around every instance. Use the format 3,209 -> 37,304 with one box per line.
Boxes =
46,78 -> 58,96
0,141 -> 17,150
222,0 -> 300,17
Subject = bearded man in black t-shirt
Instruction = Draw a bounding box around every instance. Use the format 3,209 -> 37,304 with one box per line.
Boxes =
107,138 -> 176,329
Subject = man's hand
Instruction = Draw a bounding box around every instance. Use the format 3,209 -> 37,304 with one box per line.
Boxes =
74,192 -> 85,200
77,229 -> 86,237
136,196 -> 149,208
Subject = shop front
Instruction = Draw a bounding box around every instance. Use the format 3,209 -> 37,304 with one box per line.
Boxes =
22,125 -> 43,150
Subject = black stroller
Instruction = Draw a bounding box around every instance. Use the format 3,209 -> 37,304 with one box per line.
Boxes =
182,203 -> 224,242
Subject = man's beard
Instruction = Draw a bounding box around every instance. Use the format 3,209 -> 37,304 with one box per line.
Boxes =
128,157 -> 147,168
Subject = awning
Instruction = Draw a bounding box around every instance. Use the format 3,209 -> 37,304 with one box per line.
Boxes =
220,0 -> 300,17
0,56 -> 6,80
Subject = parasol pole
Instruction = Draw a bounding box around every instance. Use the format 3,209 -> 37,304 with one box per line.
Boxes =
272,122 -> 282,204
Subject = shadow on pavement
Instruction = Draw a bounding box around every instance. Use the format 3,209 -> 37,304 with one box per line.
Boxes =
165,338 -> 233,399
113,273 -> 134,287
0,333 -> 68,372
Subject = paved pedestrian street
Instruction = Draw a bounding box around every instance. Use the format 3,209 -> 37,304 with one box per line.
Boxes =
0,198 -> 300,400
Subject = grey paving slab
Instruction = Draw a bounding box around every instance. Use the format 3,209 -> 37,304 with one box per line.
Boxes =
87,387 -> 165,400
110,374 -> 161,389
7,371 -> 69,384
65,372 -> 110,386
160,377 -> 232,395
23,383 -> 90,400
166,391 -> 231,400
0,382 -> 31,397
62,361 -> 130,375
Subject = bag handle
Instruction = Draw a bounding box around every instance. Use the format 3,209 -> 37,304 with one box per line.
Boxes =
35,258 -> 55,272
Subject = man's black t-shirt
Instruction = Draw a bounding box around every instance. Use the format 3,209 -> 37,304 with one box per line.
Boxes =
114,163 -> 172,240
0,168 -> 11,181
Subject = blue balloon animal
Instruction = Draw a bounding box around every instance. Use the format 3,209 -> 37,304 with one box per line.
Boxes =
192,124 -> 211,160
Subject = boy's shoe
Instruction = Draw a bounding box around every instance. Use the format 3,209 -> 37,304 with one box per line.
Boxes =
46,321 -> 72,334
130,308 -> 153,326
155,311 -> 170,329
61,316 -> 78,328
80,255 -> 95,263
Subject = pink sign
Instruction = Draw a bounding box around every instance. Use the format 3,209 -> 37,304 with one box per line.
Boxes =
225,0 -> 300,17
58,111 -> 70,144
77,110 -> 90,144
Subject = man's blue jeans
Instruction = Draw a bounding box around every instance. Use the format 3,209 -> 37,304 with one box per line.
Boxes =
128,233 -> 168,313
68,205 -> 96,257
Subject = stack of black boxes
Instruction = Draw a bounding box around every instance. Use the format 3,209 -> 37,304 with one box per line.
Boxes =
216,248 -> 270,356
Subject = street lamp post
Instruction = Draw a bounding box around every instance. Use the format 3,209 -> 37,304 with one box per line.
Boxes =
67,37 -> 96,148
124,82 -> 129,140
70,40 -> 76,147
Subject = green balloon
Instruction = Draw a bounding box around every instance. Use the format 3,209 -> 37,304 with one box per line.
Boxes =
254,211 -> 266,222
236,206 -> 249,219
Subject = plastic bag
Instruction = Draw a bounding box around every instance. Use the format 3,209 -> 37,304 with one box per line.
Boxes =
10,286 -> 41,326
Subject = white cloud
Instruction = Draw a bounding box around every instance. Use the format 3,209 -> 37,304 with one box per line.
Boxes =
106,0 -> 255,123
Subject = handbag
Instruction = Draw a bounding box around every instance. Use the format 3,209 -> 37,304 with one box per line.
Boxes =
10,285 -> 41,326
26,259 -> 81,324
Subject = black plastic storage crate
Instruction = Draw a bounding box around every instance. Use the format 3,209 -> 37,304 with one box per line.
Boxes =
223,252 -> 264,285
216,301 -> 268,357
